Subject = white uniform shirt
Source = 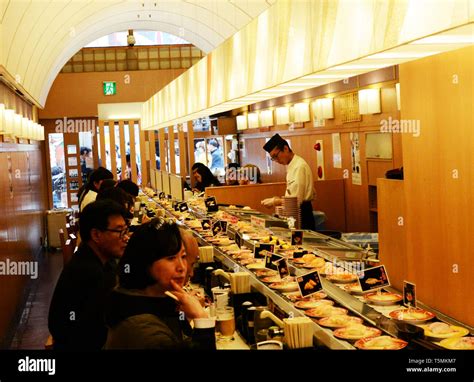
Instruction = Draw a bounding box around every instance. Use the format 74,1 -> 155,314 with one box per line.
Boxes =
80,190 -> 97,211
285,154 -> 314,205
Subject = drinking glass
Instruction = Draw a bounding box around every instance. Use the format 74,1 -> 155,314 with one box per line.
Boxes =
216,306 -> 235,341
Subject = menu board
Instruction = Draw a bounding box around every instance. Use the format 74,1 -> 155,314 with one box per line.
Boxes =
403,281 -> 417,308
205,196 -> 218,212
296,270 -> 323,298
358,265 -> 390,292
265,253 -> 283,271
254,243 -> 274,259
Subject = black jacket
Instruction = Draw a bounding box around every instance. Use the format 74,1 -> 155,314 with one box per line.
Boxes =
104,288 -> 216,350
48,243 -> 117,350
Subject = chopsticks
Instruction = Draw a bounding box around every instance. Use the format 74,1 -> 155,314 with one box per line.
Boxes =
229,272 -> 250,294
165,291 -> 179,302
198,246 -> 214,263
284,317 -> 313,349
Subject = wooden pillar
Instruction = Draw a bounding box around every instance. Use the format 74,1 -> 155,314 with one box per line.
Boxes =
186,121 -> 195,187
149,130 -> 156,172
118,120 -> 127,179
168,126 -> 176,174
92,120 -> 99,170
98,120 -> 107,169
138,121 -> 148,186
109,121 -> 117,179
158,128 -> 166,172
128,120 -> 138,183
178,123 -> 187,176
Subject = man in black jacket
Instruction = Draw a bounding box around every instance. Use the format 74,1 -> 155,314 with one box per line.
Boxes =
48,200 -> 129,350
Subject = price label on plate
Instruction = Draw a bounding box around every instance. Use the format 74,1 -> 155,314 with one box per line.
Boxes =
403,280 -> 417,308
359,265 -> 390,292
250,215 -> 266,229
265,252 -> 283,271
218,220 -> 227,233
254,243 -> 274,259
205,196 -> 218,212
276,258 -> 290,279
235,232 -> 242,248
179,202 -> 188,212
296,270 -> 323,298
200,219 -> 211,230
292,250 -> 308,259
291,230 -> 304,246
211,221 -> 223,236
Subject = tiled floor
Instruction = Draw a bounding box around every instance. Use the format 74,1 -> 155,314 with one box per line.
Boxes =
10,250 -> 63,349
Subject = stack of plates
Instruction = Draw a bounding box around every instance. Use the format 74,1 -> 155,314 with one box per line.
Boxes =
282,196 -> 301,229
275,206 -> 284,217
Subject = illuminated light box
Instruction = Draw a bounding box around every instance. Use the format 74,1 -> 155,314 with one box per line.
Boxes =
275,107 -> 290,124
236,115 -> 248,130
293,103 -> 310,122
358,88 -> 381,114
312,98 -> 334,120
247,112 -> 259,129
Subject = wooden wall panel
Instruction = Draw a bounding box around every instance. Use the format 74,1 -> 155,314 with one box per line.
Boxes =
0,142 -> 47,347
206,183 -> 287,212
311,180 -> 346,232
39,69 -> 186,119
206,180 -> 346,231
377,179 -> 407,291
399,46 -> 474,325
367,160 -> 394,186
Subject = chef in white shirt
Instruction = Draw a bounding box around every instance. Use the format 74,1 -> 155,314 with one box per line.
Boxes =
261,134 -> 315,230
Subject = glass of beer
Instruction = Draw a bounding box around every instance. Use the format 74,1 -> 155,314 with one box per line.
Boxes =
216,306 -> 235,341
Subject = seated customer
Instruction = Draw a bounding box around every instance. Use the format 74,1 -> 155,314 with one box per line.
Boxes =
192,163 -> 221,192
96,187 -> 134,221
48,200 -> 130,350
238,164 -> 262,185
78,167 -> 114,211
224,163 -> 239,186
117,179 -> 139,199
104,219 -> 216,349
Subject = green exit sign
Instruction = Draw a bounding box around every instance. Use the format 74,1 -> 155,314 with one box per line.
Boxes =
103,81 -> 116,96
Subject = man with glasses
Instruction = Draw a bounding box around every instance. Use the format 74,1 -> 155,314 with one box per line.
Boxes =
48,199 -> 130,350
261,133 -> 315,230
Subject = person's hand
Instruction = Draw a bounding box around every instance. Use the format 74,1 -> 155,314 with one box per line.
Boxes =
261,197 -> 276,207
189,289 -> 206,307
169,280 -> 208,319
141,214 -> 151,224
261,197 -> 283,207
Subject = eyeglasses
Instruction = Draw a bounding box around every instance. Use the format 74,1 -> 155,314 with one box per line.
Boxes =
103,227 -> 130,239
270,149 -> 282,161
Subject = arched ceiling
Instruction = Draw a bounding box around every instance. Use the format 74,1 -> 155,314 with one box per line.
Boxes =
0,0 -> 275,107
